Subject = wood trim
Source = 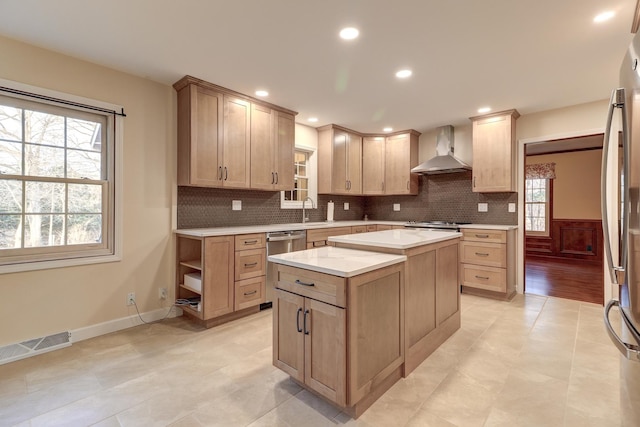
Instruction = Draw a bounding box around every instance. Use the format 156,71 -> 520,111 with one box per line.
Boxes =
315,123 -> 421,138
633,0 -> 640,33
525,219 -> 603,264
469,108 -> 520,122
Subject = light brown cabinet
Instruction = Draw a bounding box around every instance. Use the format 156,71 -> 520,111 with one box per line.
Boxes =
306,226 -> 353,249
174,75 -> 296,190
273,262 -> 404,415
469,109 -> 520,193
175,232 -> 266,326
318,125 -> 362,194
250,105 -> 295,191
322,125 -> 420,196
460,227 -> 516,300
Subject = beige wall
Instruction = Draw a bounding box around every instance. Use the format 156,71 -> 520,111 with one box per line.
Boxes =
0,36 -> 176,346
526,150 -> 602,219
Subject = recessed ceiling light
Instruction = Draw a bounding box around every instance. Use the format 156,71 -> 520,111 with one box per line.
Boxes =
255,90 -> 269,97
477,106 -> 491,114
395,69 -> 412,79
594,11 -> 615,23
339,27 -> 359,40
308,117 -> 318,123
383,127 -> 393,132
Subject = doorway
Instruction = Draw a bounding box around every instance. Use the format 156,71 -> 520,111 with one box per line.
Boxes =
523,134 -> 605,305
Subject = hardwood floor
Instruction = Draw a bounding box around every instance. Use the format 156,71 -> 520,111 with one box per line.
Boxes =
525,256 -> 604,305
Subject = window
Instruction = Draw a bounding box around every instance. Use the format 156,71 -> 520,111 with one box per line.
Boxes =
525,178 -> 551,235
0,80 -> 122,272
281,145 -> 317,209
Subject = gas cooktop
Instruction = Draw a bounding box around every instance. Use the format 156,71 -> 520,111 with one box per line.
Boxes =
404,221 -> 470,230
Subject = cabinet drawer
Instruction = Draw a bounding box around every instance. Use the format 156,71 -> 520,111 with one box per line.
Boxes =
461,264 -> 506,293
462,229 -> 506,243
235,248 -> 266,280
235,276 -> 265,310
235,233 -> 266,250
352,225 -> 367,233
276,264 -> 346,308
461,242 -> 506,268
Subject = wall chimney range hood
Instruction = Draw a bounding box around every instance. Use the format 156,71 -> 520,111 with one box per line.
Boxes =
411,125 -> 471,174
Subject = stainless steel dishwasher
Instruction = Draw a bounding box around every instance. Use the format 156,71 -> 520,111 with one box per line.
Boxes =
264,230 -> 307,308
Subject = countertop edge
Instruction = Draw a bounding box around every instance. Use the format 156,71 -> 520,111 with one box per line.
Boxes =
175,221 -> 406,237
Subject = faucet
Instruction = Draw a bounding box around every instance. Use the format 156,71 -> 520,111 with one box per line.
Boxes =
302,197 -> 315,223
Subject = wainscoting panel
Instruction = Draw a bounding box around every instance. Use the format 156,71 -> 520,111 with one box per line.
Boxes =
526,219 -> 602,264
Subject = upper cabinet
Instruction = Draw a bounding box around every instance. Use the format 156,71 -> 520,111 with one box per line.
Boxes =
318,125 -> 362,195
249,105 -> 295,191
320,125 -> 420,196
469,109 -> 520,193
174,76 -> 297,190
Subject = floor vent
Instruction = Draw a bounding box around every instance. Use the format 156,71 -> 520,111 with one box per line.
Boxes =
0,332 -> 71,365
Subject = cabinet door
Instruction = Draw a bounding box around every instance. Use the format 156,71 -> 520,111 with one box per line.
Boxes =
203,236 -> 234,319
332,130 -> 349,193
435,242 -> 459,325
362,136 -> 385,195
385,133 -> 413,194
250,103 -> 275,190
273,289 -> 305,382
223,96 -> 251,188
304,298 -> 346,406
347,132 -> 362,194
472,114 -> 514,192
182,84 -> 223,187
274,111 -> 295,191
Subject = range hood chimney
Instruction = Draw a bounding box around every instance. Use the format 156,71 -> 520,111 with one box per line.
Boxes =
411,125 -> 471,174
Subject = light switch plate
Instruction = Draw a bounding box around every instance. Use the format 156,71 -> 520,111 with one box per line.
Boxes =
393,203 -> 401,211
508,203 -> 516,213
232,200 -> 242,211
478,203 -> 488,212
344,202 -> 349,210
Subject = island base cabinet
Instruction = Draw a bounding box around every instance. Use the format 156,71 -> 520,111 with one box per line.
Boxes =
272,263 -> 404,418
273,289 -> 347,406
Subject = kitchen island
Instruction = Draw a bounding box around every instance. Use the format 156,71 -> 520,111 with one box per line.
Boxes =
329,229 -> 462,375
269,246 -> 407,418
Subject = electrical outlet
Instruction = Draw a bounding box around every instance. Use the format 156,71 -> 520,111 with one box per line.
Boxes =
232,200 -> 242,211
393,203 -> 401,212
159,288 -> 167,299
127,292 -> 135,306
478,203 -> 488,212
344,202 -> 349,210
508,203 -> 516,213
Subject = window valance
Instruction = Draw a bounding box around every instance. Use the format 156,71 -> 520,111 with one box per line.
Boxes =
526,162 -> 556,179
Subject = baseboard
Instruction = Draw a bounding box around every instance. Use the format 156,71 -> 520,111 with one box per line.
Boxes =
69,305 -> 181,343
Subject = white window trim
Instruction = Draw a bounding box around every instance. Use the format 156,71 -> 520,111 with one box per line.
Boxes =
525,178 -> 550,237
0,78 -> 123,274
280,143 -> 317,209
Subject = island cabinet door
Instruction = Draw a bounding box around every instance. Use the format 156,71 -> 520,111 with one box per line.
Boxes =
348,264 -> 404,405
273,289 -> 305,382
304,298 -> 346,406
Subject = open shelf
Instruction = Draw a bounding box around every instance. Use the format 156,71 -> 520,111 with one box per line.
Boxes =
179,283 -> 202,295
180,259 -> 202,270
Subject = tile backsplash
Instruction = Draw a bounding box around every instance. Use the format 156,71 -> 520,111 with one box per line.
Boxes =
177,171 -> 518,229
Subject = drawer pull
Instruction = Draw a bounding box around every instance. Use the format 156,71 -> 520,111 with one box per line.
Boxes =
475,234 -> 490,238
475,252 -> 490,257
295,279 -> 315,287
313,241 -> 326,247
303,309 -> 310,335
475,275 -> 490,280
296,308 -> 303,333
243,239 -> 258,245
243,290 -> 257,296
244,262 -> 258,268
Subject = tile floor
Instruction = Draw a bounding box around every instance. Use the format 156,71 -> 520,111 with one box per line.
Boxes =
0,294 -> 624,427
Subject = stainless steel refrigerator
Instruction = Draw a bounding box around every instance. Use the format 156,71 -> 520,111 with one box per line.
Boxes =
602,29 -> 640,427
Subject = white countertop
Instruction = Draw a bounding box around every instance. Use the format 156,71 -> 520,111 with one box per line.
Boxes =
459,224 -> 518,230
328,229 -> 461,250
175,220 -> 404,237
267,246 -> 407,277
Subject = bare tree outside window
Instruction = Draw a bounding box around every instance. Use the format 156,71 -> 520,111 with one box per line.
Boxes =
0,95 -> 108,263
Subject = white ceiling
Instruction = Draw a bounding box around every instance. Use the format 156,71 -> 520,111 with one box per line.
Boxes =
0,0 -> 636,134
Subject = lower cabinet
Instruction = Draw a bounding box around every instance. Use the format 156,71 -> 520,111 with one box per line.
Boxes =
460,227 -> 516,300
176,232 -> 266,326
272,263 -> 404,414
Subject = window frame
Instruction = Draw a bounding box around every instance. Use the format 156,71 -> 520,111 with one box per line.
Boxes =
525,178 -> 552,237
280,143 -> 317,209
0,78 -> 123,274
